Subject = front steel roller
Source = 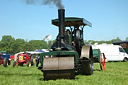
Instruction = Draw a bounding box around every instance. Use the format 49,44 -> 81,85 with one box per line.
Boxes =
80,45 -> 93,75
42,56 -> 75,80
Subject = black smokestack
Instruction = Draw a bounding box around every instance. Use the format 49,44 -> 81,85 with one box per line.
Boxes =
26,0 -> 64,9
51,9 -> 72,50
58,9 -> 65,37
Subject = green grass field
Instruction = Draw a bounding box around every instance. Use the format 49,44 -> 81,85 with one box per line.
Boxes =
0,61 -> 128,85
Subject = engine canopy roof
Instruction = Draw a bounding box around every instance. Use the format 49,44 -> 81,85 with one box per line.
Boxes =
52,17 -> 92,27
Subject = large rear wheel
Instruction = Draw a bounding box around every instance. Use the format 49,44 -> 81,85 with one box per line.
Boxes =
31,56 -> 36,66
27,61 -> 31,67
13,61 -> 17,67
75,29 -> 81,55
3,58 -> 8,67
8,60 -> 11,65
80,45 -> 93,75
36,57 -> 39,67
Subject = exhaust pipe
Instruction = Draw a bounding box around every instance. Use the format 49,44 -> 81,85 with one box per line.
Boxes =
58,9 -> 65,38
51,9 -> 71,50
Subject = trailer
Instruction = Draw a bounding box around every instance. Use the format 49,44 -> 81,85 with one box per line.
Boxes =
93,49 -> 106,70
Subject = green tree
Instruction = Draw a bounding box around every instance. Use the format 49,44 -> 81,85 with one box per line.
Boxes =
0,35 -> 15,54
111,37 -> 121,43
47,40 -> 56,49
126,37 -> 128,41
87,40 -> 96,45
29,40 -> 48,50
11,39 -> 26,54
86,37 -> 121,45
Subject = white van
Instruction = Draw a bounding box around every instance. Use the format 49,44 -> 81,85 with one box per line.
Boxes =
92,44 -> 128,62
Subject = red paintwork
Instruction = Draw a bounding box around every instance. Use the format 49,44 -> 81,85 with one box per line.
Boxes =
10,55 -> 14,60
0,54 -> 3,65
15,53 -> 31,66
101,53 -> 106,70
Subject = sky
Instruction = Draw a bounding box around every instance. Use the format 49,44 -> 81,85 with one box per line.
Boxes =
0,0 -> 128,41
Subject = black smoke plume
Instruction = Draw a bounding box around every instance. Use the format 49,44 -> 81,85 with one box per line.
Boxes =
26,0 -> 64,9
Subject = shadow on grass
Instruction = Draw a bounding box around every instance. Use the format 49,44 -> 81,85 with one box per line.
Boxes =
39,78 -> 44,81
93,69 -> 101,71
39,77 -> 77,81
0,72 -> 41,76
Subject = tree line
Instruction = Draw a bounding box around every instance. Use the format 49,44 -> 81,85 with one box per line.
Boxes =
0,35 -> 53,54
0,35 -> 127,55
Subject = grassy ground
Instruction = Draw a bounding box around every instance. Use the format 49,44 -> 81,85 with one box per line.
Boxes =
0,61 -> 128,85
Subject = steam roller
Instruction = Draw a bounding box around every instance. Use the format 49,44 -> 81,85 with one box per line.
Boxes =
39,9 -> 93,80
